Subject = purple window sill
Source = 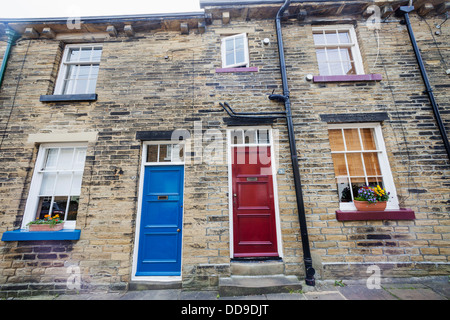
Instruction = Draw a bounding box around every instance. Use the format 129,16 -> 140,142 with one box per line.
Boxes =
336,208 -> 415,221
215,67 -> 259,73
313,74 -> 382,83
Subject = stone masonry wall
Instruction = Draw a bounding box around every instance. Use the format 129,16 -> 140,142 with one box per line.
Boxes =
0,11 -> 449,297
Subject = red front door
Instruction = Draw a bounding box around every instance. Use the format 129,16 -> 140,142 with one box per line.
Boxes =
232,146 -> 278,257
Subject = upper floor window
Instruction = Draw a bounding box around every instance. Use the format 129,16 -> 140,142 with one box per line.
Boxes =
312,26 -> 364,76
221,33 -> 249,68
54,44 -> 102,95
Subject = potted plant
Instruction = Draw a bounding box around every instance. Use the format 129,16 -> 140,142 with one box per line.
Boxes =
353,185 -> 390,211
27,214 -> 64,231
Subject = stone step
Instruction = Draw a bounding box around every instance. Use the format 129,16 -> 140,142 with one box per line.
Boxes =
218,275 -> 302,297
230,260 -> 285,276
128,281 -> 181,291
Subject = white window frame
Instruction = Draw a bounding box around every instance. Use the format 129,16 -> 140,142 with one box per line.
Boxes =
312,25 -> 364,76
54,43 -> 102,95
328,123 -> 399,211
221,33 -> 250,68
21,142 -> 88,230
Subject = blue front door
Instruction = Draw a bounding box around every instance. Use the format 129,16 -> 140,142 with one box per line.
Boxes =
136,165 -> 184,276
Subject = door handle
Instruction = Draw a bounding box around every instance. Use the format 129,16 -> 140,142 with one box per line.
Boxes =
177,228 -> 181,232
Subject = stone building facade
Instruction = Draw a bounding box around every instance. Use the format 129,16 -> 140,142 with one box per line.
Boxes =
0,0 -> 449,297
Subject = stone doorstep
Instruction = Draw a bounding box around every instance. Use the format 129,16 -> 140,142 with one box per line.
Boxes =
128,280 -> 182,291
230,260 -> 285,276
218,275 -> 302,297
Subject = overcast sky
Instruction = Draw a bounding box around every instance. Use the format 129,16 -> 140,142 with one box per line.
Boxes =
1,0 -> 203,18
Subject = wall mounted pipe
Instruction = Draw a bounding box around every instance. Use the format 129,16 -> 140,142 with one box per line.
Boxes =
0,28 -> 19,90
397,6 -> 450,162
270,0 -> 316,286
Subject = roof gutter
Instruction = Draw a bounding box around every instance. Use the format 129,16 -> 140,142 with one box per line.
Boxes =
269,0 -> 316,286
396,6 -> 450,162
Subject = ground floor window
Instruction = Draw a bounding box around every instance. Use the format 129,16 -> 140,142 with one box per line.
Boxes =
327,123 -> 399,211
22,143 -> 87,229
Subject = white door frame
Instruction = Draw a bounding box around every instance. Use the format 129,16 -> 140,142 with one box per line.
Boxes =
131,141 -> 185,282
227,127 -> 283,259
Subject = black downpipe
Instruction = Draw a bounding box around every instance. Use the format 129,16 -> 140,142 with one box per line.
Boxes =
397,6 -> 450,162
269,0 -> 316,286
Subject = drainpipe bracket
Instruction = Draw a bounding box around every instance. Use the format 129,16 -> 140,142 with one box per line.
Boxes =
396,5 -> 415,16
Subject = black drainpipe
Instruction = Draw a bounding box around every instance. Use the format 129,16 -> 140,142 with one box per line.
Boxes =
269,0 -> 316,286
397,5 -> 450,162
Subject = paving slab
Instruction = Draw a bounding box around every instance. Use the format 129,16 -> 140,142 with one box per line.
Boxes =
265,293 -> 306,300
303,291 -> 345,300
120,289 -> 181,300
180,290 -> 219,300
337,285 -> 397,300
383,287 -> 447,300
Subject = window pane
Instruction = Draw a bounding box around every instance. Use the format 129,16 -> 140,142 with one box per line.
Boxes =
35,196 -> 52,220
67,196 -> 80,221
77,65 -> 91,79
226,51 -> 235,66
67,48 -> 80,62
363,152 -> 382,176
315,49 -> 326,63
74,80 -> 88,94
52,196 -> 68,217
361,128 -> 377,150
324,30 -> 338,44
91,48 -> 102,62
313,32 -> 325,45
40,172 -> 56,195
329,63 -> 344,75
327,48 -> 340,61
57,148 -> 75,170
71,172 -> 83,195
331,153 -> 347,176
235,49 -> 245,65
343,61 -> 356,75
244,129 -> 257,144
328,129 -> 345,151
54,172 -> 72,196
159,144 -> 171,162
63,79 -> 75,94
339,48 -> 351,61
338,31 -> 350,44
318,62 -> 330,76
65,65 -> 78,80
171,144 -> 184,162
147,145 -> 159,162
258,129 -> 270,144
336,177 -> 352,202
79,47 -> 93,62
73,148 -> 87,170
44,148 -> 58,170
344,129 -> 361,151
346,153 -> 364,176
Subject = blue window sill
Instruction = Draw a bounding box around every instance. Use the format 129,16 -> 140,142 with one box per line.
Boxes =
40,94 -> 97,102
1,229 -> 81,241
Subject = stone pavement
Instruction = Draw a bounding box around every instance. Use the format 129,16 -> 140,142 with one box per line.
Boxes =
8,276 -> 449,301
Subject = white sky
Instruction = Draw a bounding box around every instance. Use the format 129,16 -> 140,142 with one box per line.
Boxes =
1,0 -> 203,18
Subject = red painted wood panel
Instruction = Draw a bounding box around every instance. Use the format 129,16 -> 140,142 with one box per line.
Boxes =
232,146 -> 278,257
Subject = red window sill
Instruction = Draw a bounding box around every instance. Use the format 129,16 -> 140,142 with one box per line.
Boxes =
313,74 -> 382,83
336,208 -> 415,221
215,67 -> 259,73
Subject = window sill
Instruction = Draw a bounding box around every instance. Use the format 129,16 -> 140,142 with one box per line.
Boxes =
1,229 -> 81,241
40,94 -> 97,102
216,67 -> 259,73
336,208 -> 415,221
313,74 -> 382,83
